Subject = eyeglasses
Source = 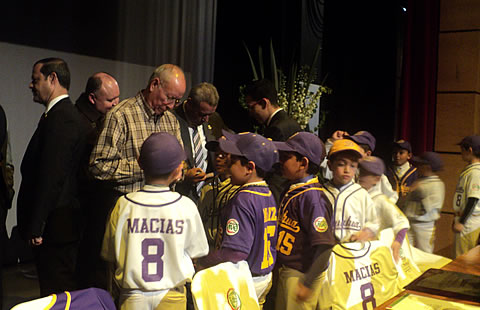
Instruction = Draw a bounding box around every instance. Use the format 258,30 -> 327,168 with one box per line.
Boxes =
159,84 -> 181,105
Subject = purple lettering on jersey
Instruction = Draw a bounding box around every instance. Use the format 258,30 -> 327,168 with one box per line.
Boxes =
127,218 -> 139,233
150,219 -> 159,233
159,218 -> 165,233
140,218 -> 148,233
343,263 -> 381,283
175,220 -> 184,234
141,238 -> 164,282
165,219 -> 174,234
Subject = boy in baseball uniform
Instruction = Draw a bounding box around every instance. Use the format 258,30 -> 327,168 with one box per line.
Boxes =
198,130 -> 278,309
323,139 -> 379,242
453,135 -> 480,257
273,132 -> 335,310
101,133 -> 209,310
403,152 -> 445,253
358,156 -> 410,262
385,140 -> 418,209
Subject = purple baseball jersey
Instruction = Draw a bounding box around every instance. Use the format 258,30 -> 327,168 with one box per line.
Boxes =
220,181 -> 277,276
46,288 -> 116,310
276,177 -> 335,273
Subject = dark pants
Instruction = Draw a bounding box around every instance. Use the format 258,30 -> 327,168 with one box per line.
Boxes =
35,240 -> 80,297
0,207 -> 7,310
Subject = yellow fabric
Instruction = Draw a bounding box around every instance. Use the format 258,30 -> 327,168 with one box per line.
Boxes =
191,261 -> 260,310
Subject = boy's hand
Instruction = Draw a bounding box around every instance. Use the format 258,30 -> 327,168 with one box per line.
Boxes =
349,229 -> 375,242
296,282 -> 312,302
331,130 -> 349,141
452,221 -> 464,233
391,240 -> 401,263
184,168 -> 207,183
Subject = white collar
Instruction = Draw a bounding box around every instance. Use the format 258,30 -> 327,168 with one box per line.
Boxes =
266,108 -> 283,126
45,94 -> 69,114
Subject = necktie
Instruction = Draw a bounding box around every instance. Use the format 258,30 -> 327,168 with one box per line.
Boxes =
193,127 -> 207,196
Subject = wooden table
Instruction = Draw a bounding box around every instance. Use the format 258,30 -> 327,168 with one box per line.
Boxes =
376,245 -> 480,309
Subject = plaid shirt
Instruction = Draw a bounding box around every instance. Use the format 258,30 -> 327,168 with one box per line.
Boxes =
89,91 -> 183,193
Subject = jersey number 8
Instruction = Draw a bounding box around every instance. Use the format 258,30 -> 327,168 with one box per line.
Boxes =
142,238 -> 165,282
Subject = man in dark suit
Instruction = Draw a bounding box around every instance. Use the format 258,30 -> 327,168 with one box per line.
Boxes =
17,58 -> 88,296
75,72 -> 120,290
244,79 -> 302,142
173,82 -> 218,203
244,79 -> 302,206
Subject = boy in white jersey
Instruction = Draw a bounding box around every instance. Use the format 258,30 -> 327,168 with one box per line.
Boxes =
453,135 -> 480,257
101,133 -> 209,310
403,152 -> 445,253
358,156 -> 410,262
323,139 -> 379,242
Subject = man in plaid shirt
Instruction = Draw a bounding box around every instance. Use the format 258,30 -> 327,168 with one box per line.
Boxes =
89,64 -> 186,196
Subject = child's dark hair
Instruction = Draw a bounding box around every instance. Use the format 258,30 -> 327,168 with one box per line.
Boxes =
144,170 -> 176,181
461,143 -> 480,158
292,152 -> 320,175
233,155 -> 267,178
358,143 -> 371,154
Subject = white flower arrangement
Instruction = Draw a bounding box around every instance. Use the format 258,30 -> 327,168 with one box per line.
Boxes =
240,40 -> 332,132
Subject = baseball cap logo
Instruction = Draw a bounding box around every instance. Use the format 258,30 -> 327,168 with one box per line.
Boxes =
226,219 -> 240,235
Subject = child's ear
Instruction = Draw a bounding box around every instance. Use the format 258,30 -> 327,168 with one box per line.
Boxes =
301,157 -> 309,170
407,152 -> 412,160
247,161 -> 256,173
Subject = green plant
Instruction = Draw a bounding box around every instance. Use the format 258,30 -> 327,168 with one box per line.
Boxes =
239,40 -> 332,131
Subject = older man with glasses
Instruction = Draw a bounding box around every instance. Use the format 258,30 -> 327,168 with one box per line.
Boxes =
89,64 -> 186,199
173,82 -> 219,203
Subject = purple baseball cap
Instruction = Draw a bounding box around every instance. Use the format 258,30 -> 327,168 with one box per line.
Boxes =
393,139 -> 412,153
359,156 -> 385,176
458,135 -> 480,153
218,129 -> 279,171
412,152 -> 444,172
273,132 -> 325,165
346,131 -> 376,152
139,132 -> 186,175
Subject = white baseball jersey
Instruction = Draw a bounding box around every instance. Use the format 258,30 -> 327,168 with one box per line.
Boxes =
369,187 -> 409,235
318,241 -> 402,310
453,163 -> 480,216
404,175 -> 445,222
371,174 -> 399,204
323,181 -> 379,241
102,185 -> 209,291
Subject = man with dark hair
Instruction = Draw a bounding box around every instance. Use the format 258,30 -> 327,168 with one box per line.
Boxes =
75,72 -> 120,289
173,82 -> 219,202
244,79 -> 302,206
17,57 -> 89,296
244,79 -> 301,142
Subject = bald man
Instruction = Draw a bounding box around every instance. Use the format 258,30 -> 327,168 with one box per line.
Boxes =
75,72 -> 120,289
89,64 -> 186,194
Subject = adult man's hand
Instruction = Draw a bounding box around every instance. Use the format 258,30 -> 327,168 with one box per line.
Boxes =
30,237 -> 43,246
184,167 -> 206,183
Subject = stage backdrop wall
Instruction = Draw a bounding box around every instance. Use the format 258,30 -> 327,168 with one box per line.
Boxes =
0,41 -> 193,236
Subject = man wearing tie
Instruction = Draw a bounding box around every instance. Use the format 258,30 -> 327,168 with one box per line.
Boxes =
17,58 -> 88,296
173,82 -> 219,203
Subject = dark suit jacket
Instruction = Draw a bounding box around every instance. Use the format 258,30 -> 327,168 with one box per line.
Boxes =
173,104 -> 215,201
262,109 -> 302,204
17,97 -> 89,244
263,109 -> 302,142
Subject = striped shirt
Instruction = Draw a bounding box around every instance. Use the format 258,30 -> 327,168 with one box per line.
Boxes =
89,91 -> 183,194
